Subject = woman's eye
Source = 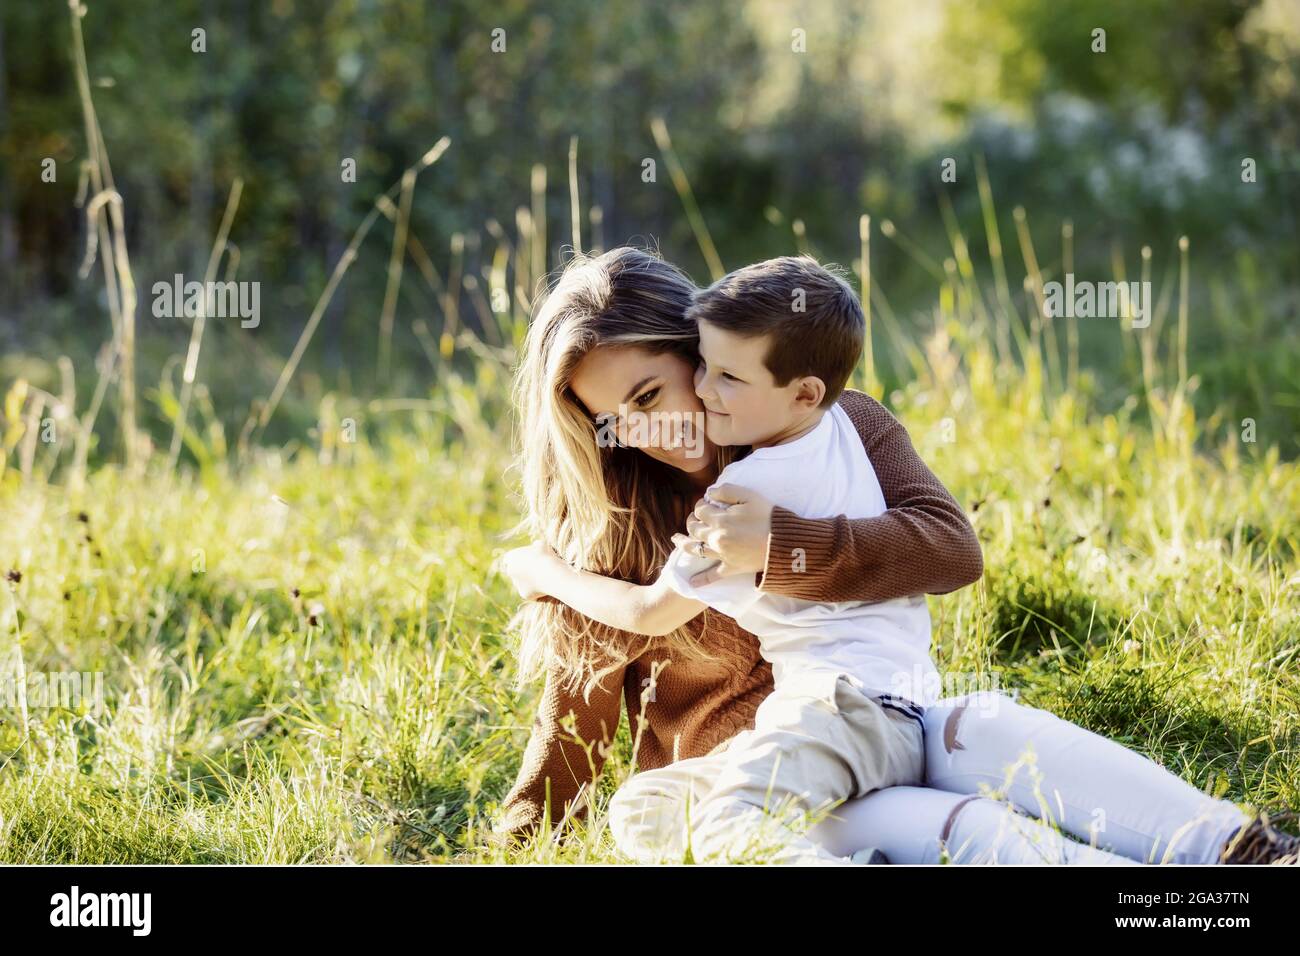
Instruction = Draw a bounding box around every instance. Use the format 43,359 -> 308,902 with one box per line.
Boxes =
721,372 -> 738,382
634,387 -> 660,408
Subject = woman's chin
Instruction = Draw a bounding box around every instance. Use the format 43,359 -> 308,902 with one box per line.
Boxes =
656,445 -> 715,473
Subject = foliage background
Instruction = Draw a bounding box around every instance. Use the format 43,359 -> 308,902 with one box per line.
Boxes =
2,0 -> 1298,450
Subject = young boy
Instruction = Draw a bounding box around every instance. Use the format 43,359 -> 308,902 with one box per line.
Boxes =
522,256 -> 940,864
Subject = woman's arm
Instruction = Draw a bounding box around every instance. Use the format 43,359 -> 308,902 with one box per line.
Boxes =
541,563 -> 706,637
761,389 -> 983,602
500,542 -> 707,637
495,653 -> 626,840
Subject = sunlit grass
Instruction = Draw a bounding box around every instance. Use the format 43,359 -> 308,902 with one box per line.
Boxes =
2,300 -> 1297,862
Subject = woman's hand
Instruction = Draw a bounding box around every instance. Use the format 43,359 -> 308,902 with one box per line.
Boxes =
674,483 -> 775,586
498,541 -> 563,601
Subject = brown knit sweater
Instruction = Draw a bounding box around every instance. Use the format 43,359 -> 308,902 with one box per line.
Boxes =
494,388 -> 983,838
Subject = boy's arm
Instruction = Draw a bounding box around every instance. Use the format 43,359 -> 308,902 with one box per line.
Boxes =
533,555 -> 707,637
759,389 -> 984,603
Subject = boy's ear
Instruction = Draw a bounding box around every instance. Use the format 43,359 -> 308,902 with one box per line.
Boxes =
793,376 -> 826,409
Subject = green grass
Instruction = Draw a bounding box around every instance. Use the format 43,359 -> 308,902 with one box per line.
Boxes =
1,309 -> 1297,863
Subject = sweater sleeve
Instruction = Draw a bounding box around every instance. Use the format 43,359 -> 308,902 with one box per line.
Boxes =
757,389 -> 983,603
494,652 -> 626,841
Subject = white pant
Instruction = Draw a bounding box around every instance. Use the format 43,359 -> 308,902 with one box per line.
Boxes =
808,786 -> 1140,864
811,690 -> 1250,864
610,690 -> 1250,865
608,671 -> 927,865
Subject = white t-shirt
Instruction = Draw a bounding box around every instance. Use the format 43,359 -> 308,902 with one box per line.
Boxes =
661,402 -> 938,708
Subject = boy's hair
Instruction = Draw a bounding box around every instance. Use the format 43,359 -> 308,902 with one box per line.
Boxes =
687,255 -> 864,408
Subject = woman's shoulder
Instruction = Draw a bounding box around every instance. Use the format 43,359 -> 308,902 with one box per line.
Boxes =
835,386 -> 887,417
835,388 -> 902,438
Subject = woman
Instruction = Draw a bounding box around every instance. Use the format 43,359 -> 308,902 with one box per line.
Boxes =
494,245 -> 1291,865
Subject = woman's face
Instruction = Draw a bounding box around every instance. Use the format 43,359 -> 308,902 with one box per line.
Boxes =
569,345 -> 716,475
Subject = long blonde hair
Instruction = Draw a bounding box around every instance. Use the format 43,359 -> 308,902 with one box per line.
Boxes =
508,247 -> 736,700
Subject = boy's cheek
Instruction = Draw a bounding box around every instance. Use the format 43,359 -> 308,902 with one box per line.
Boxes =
704,416 -> 729,444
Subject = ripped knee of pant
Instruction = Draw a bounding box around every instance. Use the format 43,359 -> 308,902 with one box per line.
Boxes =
942,702 -> 969,754
939,690 -> 1011,753
939,794 -> 987,846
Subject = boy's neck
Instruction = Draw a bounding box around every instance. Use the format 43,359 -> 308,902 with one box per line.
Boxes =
752,407 -> 826,449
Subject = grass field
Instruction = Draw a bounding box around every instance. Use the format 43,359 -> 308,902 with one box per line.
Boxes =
2,285 -> 1298,862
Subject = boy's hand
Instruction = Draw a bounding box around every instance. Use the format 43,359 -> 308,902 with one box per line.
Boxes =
497,541 -> 562,601
680,484 -> 775,585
